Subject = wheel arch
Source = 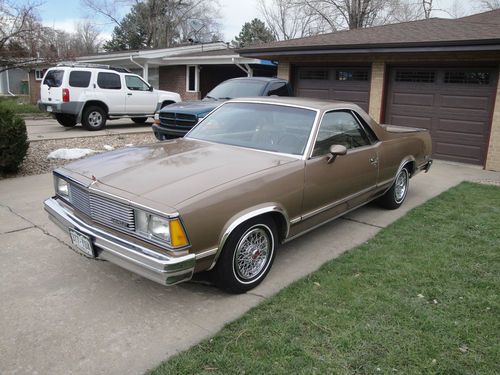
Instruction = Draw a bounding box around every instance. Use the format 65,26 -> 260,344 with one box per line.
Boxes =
82,100 -> 109,115
207,204 -> 290,271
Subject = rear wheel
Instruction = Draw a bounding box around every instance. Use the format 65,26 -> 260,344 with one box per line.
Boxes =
132,117 -> 148,124
82,106 -> 106,131
213,217 -> 277,294
377,167 -> 409,210
55,113 -> 76,127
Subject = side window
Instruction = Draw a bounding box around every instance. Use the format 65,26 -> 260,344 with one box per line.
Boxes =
97,72 -> 121,90
268,82 -> 290,96
125,75 -> 150,91
313,111 -> 371,157
69,71 -> 91,88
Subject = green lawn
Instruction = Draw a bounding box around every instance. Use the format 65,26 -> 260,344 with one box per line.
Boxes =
0,97 -> 41,114
151,182 -> 500,375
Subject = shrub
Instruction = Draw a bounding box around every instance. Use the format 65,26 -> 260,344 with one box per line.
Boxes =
0,104 -> 29,173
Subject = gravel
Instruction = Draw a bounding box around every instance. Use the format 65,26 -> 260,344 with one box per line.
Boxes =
1,133 -> 157,179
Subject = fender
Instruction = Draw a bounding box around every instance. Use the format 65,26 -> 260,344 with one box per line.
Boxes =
380,155 -> 416,194
207,204 -> 290,271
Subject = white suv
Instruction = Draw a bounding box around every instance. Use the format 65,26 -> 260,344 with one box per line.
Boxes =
38,63 -> 181,130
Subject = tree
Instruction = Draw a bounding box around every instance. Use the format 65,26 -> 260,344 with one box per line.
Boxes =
232,18 -> 276,47
478,0 -> 500,9
74,20 -> 101,55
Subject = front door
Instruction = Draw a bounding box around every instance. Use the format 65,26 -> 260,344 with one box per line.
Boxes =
302,110 -> 379,221
124,75 -> 157,114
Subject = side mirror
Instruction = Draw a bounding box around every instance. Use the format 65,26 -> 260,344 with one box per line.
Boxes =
149,85 -> 154,92
326,144 -> 347,164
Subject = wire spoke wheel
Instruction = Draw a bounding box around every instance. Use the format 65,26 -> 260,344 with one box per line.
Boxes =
395,169 -> 409,203
234,227 -> 271,280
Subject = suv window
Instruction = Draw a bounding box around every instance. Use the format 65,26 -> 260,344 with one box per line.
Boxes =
69,71 -> 91,88
125,75 -> 150,91
313,111 -> 371,156
268,82 -> 290,96
43,70 -> 64,87
97,72 -> 121,90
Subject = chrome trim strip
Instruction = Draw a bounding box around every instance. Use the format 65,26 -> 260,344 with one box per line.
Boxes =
195,248 -> 218,259
207,205 -> 290,271
290,217 -> 301,225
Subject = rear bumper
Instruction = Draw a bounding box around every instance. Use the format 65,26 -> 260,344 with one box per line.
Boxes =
38,101 -> 83,116
44,197 -> 195,285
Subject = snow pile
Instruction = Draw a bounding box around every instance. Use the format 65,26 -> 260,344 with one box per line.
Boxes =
103,145 -> 115,151
47,148 -> 97,160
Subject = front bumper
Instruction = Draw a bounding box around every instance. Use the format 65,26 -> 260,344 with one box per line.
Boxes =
152,124 -> 190,140
44,197 -> 195,285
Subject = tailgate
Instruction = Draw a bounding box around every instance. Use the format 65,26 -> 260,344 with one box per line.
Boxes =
40,69 -> 64,104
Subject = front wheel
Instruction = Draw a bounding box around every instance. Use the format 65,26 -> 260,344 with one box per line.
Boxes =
82,106 -> 106,131
212,217 -> 277,294
131,117 -> 148,124
55,113 -> 76,127
377,167 -> 409,210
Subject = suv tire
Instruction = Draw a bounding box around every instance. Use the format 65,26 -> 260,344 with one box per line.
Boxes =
132,117 -> 148,124
82,106 -> 106,131
55,114 -> 77,127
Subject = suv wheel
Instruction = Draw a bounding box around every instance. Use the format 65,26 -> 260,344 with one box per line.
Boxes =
54,114 -> 77,127
82,106 -> 106,131
132,117 -> 148,124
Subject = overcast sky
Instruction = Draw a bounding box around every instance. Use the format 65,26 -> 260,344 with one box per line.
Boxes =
37,0 -> 480,43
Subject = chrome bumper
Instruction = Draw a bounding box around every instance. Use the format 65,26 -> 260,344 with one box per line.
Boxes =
44,197 -> 195,285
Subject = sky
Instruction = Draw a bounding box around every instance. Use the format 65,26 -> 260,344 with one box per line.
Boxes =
36,0 -> 479,44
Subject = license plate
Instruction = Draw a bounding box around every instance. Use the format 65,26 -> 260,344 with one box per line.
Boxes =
69,229 -> 94,258
46,105 -> 52,112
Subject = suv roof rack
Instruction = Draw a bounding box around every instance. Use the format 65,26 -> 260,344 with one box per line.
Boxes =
56,62 -> 131,73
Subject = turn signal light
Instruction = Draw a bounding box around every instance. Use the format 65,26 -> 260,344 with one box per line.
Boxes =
169,219 -> 189,248
62,88 -> 70,102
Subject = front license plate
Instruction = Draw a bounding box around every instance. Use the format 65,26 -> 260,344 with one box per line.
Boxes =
46,105 -> 52,112
69,229 -> 94,258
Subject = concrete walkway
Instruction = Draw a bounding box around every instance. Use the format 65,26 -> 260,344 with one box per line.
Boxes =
0,161 -> 498,375
25,117 -> 153,141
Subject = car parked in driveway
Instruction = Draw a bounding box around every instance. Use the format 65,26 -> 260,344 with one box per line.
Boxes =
152,77 -> 292,140
38,63 -> 181,130
44,97 -> 432,293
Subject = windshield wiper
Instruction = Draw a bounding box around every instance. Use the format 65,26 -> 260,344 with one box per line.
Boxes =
205,95 -> 217,100
217,97 -> 232,100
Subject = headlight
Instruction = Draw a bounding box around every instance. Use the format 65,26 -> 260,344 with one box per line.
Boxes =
153,113 -> 160,124
135,210 -> 188,248
54,176 -> 69,198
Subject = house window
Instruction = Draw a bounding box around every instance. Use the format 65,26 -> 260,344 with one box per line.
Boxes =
444,71 -> 490,85
335,70 -> 369,81
299,70 -> 328,80
35,69 -> 44,81
395,71 -> 435,83
186,65 -> 199,92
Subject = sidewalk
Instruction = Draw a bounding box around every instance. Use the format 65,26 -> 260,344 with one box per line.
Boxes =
0,161 -> 498,375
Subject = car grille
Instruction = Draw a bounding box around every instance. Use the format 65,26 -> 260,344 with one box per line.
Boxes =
69,183 -> 135,232
159,112 -> 198,128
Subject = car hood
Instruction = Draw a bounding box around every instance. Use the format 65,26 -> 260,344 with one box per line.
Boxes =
62,138 -> 296,208
160,100 -> 222,117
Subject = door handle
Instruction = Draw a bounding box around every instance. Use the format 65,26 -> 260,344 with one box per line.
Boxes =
369,157 -> 378,165
127,93 -> 132,96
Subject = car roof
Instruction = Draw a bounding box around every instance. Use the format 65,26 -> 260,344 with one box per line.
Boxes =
226,77 -> 286,83
226,96 -> 360,111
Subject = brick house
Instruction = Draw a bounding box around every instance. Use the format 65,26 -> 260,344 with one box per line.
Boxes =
240,9 -> 500,171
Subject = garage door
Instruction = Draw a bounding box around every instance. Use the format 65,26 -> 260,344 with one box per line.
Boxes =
385,67 -> 497,165
295,66 -> 370,111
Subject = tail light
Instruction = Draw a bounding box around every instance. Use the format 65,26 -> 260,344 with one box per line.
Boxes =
62,88 -> 70,102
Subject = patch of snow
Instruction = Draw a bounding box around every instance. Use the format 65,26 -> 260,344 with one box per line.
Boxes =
47,148 -> 97,160
103,145 -> 115,151
125,143 -> 134,147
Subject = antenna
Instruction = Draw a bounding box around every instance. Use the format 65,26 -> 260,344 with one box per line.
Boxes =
188,19 -> 206,43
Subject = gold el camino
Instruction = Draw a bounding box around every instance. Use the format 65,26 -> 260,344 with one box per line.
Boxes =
44,97 -> 432,293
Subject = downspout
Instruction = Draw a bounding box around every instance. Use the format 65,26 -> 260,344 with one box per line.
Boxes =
129,55 -> 148,80
6,68 -> 15,96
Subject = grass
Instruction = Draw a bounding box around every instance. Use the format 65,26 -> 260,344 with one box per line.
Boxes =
0,97 -> 41,114
151,182 -> 500,375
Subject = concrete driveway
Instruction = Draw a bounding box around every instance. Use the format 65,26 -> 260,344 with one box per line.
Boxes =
25,117 -> 153,141
0,161 -> 498,375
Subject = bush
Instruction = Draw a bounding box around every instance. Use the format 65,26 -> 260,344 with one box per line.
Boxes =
0,104 -> 29,173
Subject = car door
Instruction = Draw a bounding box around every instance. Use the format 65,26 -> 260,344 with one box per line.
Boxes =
124,75 -> 157,114
302,110 -> 380,221
96,72 -> 125,115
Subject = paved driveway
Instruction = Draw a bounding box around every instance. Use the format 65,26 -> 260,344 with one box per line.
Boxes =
0,161 -> 498,375
25,117 -> 153,141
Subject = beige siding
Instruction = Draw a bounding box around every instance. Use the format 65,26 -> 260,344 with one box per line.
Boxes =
368,61 -> 385,123
277,62 -> 291,81
485,65 -> 500,171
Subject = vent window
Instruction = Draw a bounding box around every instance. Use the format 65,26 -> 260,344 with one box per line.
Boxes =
395,71 -> 435,83
444,71 -> 490,85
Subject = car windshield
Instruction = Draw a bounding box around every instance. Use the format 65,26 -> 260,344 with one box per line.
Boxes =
187,102 -> 317,155
204,80 -> 267,100
43,70 -> 64,87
